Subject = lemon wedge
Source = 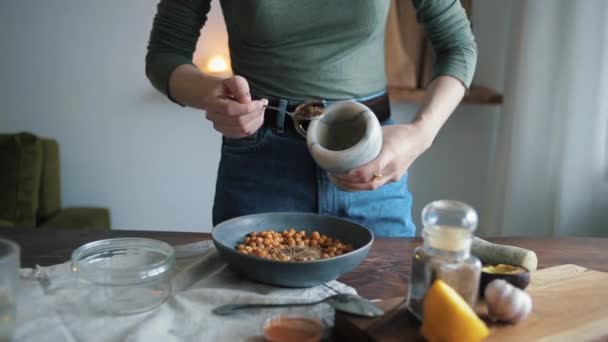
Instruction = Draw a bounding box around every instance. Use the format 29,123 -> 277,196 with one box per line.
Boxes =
421,280 -> 490,342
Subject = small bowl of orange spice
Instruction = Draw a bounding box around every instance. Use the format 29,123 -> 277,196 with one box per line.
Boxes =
263,315 -> 325,342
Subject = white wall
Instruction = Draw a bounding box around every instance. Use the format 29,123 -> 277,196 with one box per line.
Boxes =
0,0 -> 225,231
0,0 -> 510,233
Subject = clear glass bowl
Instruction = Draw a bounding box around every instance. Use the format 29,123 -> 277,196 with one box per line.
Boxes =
71,238 -> 175,315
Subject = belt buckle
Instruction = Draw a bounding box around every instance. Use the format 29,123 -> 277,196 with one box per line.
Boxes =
292,100 -> 326,138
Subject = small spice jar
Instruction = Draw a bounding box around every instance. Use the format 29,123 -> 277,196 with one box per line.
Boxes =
406,200 -> 482,321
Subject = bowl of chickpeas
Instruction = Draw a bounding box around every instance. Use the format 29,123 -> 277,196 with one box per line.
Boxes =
211,212 -> 374,288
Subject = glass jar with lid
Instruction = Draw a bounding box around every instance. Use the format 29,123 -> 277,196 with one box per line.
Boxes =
406,200 -> 482,321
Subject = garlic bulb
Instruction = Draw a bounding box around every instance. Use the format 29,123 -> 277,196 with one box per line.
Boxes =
484,279 -> 532,323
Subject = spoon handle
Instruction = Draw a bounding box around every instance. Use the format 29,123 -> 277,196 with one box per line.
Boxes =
217,95 -> 293,116
212,300 -> 323,316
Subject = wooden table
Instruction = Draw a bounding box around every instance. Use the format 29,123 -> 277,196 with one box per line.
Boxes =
2,228 -> 607,301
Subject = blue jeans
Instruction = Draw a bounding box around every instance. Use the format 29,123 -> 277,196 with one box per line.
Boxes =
212,115 -> 416,237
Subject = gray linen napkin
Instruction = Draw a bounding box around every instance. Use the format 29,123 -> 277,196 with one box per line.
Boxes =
13,240 -> 356,342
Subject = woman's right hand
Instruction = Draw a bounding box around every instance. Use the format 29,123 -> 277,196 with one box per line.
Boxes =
201,75 -> 268,138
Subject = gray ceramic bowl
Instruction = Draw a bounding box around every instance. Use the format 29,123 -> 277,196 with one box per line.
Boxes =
211,212 -> 374,288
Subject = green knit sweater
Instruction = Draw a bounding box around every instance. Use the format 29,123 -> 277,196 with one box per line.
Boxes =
146,0 -> 477,101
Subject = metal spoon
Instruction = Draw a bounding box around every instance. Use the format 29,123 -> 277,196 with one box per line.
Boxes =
212,293 -> 384,318
217,95 -> 325,122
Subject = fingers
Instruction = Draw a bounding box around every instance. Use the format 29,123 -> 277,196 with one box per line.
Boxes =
210,97 -> 265,117
203,75 -> 269,138
206,108 -> 261,127
333,150 -> 392,184
205,98 -> 267,139
330,149 -> 401,191
222,75 -> 251,103
331,170 -> 389,191
207,109 -> 265,138
331,174 -> 389,191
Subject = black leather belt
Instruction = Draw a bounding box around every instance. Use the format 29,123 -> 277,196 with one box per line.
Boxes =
261,93 -> 391,135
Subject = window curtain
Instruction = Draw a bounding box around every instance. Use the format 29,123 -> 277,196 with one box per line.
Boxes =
487,0 -> 608,237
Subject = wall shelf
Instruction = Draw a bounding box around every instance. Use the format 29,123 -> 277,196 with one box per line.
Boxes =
388,84 -> 503,105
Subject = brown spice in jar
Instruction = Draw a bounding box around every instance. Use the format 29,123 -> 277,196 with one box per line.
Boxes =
297,104 -> 325,118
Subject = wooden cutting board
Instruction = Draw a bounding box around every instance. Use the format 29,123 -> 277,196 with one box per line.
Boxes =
335,265 -> 608,341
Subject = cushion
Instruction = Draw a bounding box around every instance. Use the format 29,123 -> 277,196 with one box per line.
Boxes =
40,207 -> 111,230
0,132 -> 43,226
38,138 -> 61,221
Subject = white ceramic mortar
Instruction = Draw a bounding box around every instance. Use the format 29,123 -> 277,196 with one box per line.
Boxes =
306,101 -> 382,181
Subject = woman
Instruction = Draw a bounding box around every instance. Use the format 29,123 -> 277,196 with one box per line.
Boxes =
146,0 -> 477,237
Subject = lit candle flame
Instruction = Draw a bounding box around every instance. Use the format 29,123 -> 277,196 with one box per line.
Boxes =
206,55 -> 229,73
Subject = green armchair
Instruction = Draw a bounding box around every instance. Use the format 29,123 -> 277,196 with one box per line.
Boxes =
0,132 -> 110,229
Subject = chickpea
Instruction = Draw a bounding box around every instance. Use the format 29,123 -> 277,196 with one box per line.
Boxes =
238,229 -> 354,262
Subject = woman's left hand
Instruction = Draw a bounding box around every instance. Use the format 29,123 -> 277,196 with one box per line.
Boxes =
331,123 -> 434,191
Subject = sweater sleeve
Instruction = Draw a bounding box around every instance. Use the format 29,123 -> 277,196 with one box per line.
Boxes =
412,0 -> 478,88
145,0 -> 212,100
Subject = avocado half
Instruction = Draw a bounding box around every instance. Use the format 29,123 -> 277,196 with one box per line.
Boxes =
479,264 -> 531,298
